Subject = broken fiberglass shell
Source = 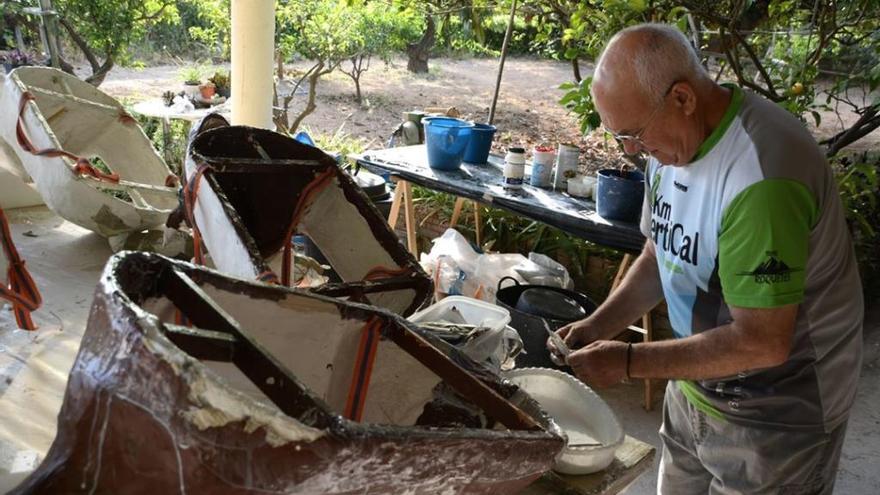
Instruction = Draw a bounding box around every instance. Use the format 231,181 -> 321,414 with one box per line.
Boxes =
183,113 -> 431,316
11,252 -> 564,494
0,67 -> 178,237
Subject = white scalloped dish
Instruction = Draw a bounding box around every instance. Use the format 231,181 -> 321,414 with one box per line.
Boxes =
504,367 -> 624,475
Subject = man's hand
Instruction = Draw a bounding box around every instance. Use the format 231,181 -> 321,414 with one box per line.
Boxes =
552,319 -> 602,350
548,319 -> 612,365
566,340 -> 629,388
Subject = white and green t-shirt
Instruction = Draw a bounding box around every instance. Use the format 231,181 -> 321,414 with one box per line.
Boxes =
640,85 -> 863,431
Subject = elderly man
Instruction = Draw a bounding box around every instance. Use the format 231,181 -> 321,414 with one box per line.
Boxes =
553,24 -> 863,494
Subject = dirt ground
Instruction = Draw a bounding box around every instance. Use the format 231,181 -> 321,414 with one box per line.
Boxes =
94,55 -> 878,169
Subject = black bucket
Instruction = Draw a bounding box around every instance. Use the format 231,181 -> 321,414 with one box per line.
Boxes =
496,277 -> 597,369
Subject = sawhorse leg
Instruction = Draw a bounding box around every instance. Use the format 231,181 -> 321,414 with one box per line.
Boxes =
449,197 -> 483,247
387,179 -> 418,256
612,253 -> 656,411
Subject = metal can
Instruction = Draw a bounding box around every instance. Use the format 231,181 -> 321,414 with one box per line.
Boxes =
530,145 -> 555,188
503,147 -> 526,190
553,143 -> 580,190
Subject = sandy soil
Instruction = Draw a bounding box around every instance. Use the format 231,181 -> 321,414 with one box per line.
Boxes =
94,55 -> 877,168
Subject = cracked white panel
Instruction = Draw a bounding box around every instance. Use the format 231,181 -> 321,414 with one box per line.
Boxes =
301,180 -> 415,314
0,68 -> 174,236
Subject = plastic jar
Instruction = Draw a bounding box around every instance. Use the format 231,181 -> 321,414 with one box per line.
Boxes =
503,147 -> 526,190
530,145 -> 556,188
553,143 -> 580,190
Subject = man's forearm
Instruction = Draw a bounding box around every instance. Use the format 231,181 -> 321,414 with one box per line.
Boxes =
628,306 -> 797,381
587,241 -> 664,340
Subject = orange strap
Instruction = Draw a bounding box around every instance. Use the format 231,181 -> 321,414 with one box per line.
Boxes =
183,163 -> 213,266
281,169 -> 336,286
363,265 -> 413,281
344,317 -> 382,421
118,112 -> 138,126
0,208 -> 42,330
165,174 -> 180,188
16,92 -> 120,184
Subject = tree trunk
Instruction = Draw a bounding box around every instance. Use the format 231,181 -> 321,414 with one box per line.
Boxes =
58,56 -> 76,75
84,54 -> 113,86
821,105 -> 880,157
571,58 -> 581,83
407,15 -> 435,74
58,16 -> 113,86
289,62 -> 333,134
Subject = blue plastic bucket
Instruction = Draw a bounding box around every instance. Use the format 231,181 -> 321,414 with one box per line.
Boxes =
596,169 -> 645,223
462,123 -> 497,165
423,117 -> 474,171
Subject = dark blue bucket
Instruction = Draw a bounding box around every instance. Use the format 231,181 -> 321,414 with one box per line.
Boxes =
462,123 -> 497,165
596,169 -> 645,223
423,117 -> 474,171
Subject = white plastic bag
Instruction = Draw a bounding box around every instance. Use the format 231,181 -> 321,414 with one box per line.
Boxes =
420,228 -> 573,300
471,253 -> 528,301
420,228 -> 480,274
420,229 -> 482,296
518,252 -> 573,289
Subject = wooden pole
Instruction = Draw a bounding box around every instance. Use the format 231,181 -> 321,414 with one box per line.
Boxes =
231,0 -> 276,129
38,0 -> 61,68
487,0 -> 518,125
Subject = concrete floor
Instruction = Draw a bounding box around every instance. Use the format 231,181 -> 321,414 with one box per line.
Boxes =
596,308 -> 880,495
0,207 -> 878,493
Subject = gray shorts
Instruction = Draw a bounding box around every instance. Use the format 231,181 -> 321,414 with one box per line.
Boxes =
658,381 -> 848,495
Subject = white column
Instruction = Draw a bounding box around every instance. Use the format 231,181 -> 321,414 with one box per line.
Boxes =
231,0 -> 276,129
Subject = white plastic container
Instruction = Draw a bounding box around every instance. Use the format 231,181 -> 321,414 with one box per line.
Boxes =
553,143 -> 580,190
408,296 -> 511,332
530,145 -> 555,188
567,174 -> 598,199
409,296 -> 519,369
503,147 -> 526,190
504,367 -> 624,475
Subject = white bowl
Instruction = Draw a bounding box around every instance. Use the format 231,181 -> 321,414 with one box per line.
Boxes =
504,367 -> 624,474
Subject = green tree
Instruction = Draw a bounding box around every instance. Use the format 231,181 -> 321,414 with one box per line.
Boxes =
338,2 -> 420,104
274,0 -> 365,132
394,0 -> 497,73
679,0 -> 880,156
185,0 -> 230,59
53,0 -> 180,85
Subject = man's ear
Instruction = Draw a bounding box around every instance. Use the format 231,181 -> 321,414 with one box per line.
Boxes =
672,82 -> 697,116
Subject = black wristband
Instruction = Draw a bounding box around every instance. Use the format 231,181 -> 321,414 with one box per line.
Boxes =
625,342 -> 633,380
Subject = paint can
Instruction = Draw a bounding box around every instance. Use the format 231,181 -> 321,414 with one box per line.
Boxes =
530,145 -> 555,188
503,147 -> 526,190
553,143 -> 580,190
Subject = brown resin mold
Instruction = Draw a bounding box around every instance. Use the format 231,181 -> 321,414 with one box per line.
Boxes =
181,114 -> 430,316
11,252 -> 564,494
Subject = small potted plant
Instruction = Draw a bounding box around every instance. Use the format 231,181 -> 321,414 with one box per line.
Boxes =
199,80 -> 216,100
179,66 -> 203,99
161,90 -> 177,107
2,50 -> 32,73
208,70 -> 230,98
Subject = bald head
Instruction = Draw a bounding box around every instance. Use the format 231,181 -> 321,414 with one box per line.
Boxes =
592,23 -> 708,105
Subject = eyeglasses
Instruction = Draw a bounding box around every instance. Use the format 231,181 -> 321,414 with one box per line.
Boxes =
604,82 -> 677,149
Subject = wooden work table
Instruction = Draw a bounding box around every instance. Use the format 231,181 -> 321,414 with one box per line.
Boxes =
351,145 -> 645,254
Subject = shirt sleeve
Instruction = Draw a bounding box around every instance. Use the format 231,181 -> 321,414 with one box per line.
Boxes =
718,179 -> 818,308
